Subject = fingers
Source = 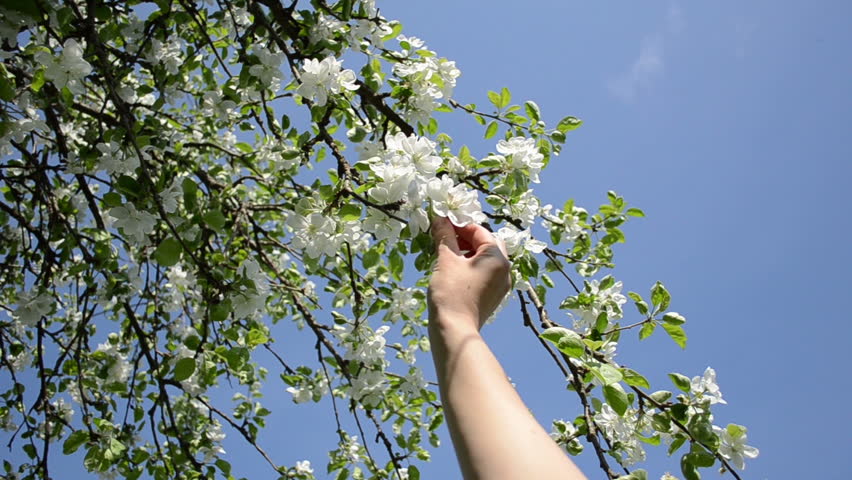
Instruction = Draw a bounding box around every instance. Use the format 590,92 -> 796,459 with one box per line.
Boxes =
455,223 -> 499,253
430,216 -> 460,255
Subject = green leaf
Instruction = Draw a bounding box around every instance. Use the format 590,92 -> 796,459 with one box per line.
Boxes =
662,312 -> 686,325
603,383 -> 629,415
622,368 -> 650,389
407,465 -> 420,480
626,207 -> 645,217
116,175 -> 142,198
388,249 -> 403,281
487,90 -> 501,108
639,321 -> 656,340
247,329 -> 268,347
0,72 -> 15,102
235,142 -> 253,153
550,130 -> 566,144
616,470 -> 647,480
63,430 -> 89,455
649,390 -> 672,403
153,237 -> 181,267
5,0 -> 42,20
540,327 -> 585,358
338,204 -> 362,221
596,364 -> 623,386
173,357 -> 196,382
680,454 -> 701,480
669,373 -> 691,392
31,69 -> 46,92
484,120 -> 498,139
669,435 -> 687,456
362,250 -> 380,269
182,178 -> 198,212
662,323 -> 687,349
651,281 -> 671,311
557,116 -> 582,133
347,126 -> 368,142
203,209 -> 227,231
524,101 -> 541,122
499,87 -> 511,109
103,192 -> 123,208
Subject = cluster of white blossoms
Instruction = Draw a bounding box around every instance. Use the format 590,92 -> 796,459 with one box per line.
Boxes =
292,459 -> 314,477
232,258 -> 271,321
286,375 -> 330,404
392,35 -> 461,125
34,39 -> 92,95
690,367 -> 726,405
97,140 -> 139,176
550,419 -> 584,455
109,203 -> 158,246
285,206 -> 364,259
13,290 -> 53,329
95,335 -> 132,385
296,56 -> 359,107
146,37 -> 185,76
387,287 -> 422,321
541,203 -> 586,245
594,404 -> 648,466
501,189 -> 541,229
334,323 -> 394,405
248,44 -> 287,92
567,279 -> 628,333
362,132 -> 485,234
493,137 -> 546,184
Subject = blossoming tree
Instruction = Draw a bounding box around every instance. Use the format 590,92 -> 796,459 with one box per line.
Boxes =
0,1 -> 757,480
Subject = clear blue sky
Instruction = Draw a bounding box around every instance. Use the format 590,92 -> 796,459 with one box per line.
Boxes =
14,1 -> 851,479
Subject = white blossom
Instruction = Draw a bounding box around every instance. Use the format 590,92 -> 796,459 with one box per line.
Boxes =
496,137 -> 545,183
13,290 -> 53,327
594,404 -> 646,466
110,203 -> 157,245
296,56 -> 358,106
426,176 -> 486,227
691,367 -> 726,405
494,225 -> 546,257
294,460 -> 314,476
714,425 -> 759,470
37,39 -> 92,94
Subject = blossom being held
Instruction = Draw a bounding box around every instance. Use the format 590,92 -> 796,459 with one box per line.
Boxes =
426,176 -> 486,227
494,225 -> 546,257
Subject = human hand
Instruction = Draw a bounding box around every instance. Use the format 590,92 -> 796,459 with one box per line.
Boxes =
427,217 -> 512,331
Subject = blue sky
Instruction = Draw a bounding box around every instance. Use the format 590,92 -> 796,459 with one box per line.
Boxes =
8,1 -> 850,479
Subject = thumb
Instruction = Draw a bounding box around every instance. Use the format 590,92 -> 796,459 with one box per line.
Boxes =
430,216 -> 460,255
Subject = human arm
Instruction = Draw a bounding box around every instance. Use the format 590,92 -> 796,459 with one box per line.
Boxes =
427,217 -> 587,480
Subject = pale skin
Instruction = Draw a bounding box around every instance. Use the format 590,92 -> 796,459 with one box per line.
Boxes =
427,217 -> 587,480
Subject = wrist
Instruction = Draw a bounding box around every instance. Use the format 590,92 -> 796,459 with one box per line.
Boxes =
428,309 -> 481,340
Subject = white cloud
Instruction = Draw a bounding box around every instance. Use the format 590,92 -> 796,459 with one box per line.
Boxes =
607,1 -> 683,102
607,35 -> 664,102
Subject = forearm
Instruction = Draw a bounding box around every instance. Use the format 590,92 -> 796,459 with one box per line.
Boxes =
429,314 -> 587,480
